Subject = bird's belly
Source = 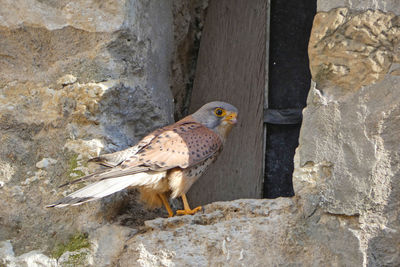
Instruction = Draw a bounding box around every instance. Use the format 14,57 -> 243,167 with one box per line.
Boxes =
168,156 -> 216,198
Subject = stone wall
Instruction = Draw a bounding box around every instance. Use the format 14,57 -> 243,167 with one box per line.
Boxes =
294,2 -> 400,266
0,0 -> 208,265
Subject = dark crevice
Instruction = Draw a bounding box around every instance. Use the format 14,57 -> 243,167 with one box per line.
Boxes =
264,0 -> 317,198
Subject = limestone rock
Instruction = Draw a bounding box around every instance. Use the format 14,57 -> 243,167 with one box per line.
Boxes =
0,241 -> 14,263
117,199 -> 364,267
0,241 -> 57,267
119,199 -> 298,266
293,76 -> 400,267
309,8 -> 400,94
317,0 -> 400,14
36,158 -> 58,169
0,161 -> 15,188
89,225 -> 136,267
57,75 -> 77,86
295,4 -> 400,266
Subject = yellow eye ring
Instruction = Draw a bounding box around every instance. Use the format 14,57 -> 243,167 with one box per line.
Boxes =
214,108 -> 226,117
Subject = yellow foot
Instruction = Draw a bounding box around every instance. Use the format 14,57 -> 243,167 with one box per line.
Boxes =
176,206 -> 202,216
158,193 -> 174,217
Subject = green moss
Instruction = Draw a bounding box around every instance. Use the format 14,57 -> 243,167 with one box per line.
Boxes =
51,233 -> 91,259
67,155 -> 86,180
314,65 -> 330,84
63,251 -> 89,266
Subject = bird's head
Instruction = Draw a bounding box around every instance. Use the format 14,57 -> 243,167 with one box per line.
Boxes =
191,101 -> 238,141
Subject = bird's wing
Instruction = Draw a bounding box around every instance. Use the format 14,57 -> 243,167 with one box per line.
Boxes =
61,128 -> 168,186
121,122 -> 223,170
46,171 -> 166,207
61,122 -> 221,187
88,128 -> 165,167
87,146 -> 138,167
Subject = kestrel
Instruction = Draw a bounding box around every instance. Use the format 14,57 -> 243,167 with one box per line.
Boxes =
47,101 -> 238,216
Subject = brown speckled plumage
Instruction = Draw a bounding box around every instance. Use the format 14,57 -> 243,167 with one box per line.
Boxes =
47,101 -> 238,217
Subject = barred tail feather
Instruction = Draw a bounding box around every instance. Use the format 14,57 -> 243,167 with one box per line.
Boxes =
46,172 -> 166,208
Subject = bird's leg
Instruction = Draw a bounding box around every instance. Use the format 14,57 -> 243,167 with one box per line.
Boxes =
176,194 -> 202,215
158,193 -> 174,217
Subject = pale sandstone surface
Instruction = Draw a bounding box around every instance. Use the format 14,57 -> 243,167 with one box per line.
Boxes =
317,0 -> 400,14
295,6 -> 400,267
308,8 -> 400,93
118,199 -> 363,267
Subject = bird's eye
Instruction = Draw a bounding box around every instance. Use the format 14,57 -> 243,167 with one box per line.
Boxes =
214,108 -> 225,117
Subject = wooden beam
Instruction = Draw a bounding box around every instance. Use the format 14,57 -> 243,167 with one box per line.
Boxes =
188,0 -> 267,205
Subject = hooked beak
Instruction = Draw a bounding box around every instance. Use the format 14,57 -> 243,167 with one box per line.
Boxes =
224,112 -> 238,125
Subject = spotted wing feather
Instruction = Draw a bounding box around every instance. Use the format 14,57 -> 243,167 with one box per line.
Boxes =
121,122 -> 222,171
88,128 -> 165,167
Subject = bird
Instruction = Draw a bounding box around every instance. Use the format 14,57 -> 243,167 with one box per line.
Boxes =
46,101 -> 238,217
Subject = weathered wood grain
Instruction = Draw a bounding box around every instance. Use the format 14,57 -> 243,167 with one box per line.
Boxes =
188,0 -> 266,205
